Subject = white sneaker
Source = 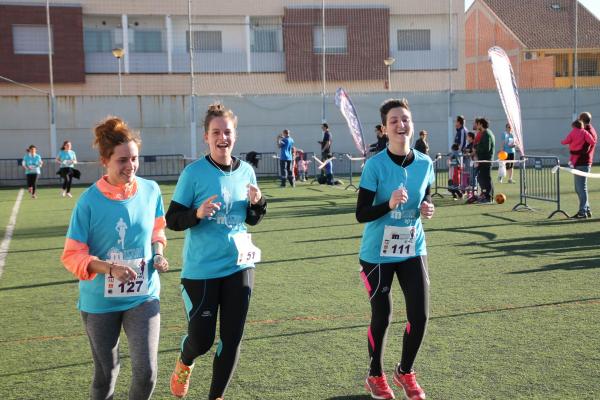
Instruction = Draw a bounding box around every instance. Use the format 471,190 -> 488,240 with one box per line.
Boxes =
66,193 -> 73,198
61,190 -> 66,197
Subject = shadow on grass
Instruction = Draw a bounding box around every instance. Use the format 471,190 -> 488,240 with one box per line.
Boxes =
467,231 -> 600,264
327,396 -> 372,400
2,296 -> 598,378
3,246 -> 63,254
510,256 -> 600,274
252,222 -> 357,235
11,225 -> 69,239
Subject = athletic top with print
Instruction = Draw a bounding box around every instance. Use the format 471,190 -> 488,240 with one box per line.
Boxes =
359,149 -> 434,264
172,157 -> 258,279
57,149 -> 76,168
22,153 -> 42,175
66,177 -> 164,313
503,132 -> 516,154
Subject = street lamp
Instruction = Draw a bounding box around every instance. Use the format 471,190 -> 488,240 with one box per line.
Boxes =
383,57 -> 395,91
112,47 -> 125,95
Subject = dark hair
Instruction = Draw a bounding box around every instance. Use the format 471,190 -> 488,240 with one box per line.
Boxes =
283,129 -> 290,135
27,145 -> 36,151
61,140 -> 70,150
419,130 -> 427,136
579,112 -> 592,124
380,98 -> 410,125
505,123 -> 511,129
375,124 -> 383,132
322,123 -> 329,129
478,117 -> 489,129
93,116 -> 141,160
456,115 -> 465,125
572,120 -> 584,129
467,131 -> 475,139
451,143 -> 459,151
203,102 -> 237,133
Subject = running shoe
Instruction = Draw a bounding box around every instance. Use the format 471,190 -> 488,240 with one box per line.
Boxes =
170,358 -> 194,398
393,368 -> 426,400
66,193 -> 73,198
365,374 -> 395,399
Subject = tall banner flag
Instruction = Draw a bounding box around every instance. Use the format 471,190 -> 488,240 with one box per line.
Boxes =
335,88 -> 367,156
488,46 -> 525,155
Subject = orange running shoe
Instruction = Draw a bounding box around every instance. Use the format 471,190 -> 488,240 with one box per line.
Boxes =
170,358 -> 194,398
365,374 -> 395,399
393,367 -> 426,400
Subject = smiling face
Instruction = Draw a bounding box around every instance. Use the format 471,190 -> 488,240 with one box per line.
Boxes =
103,141 -> 139,185
64,142 -> 72,151
384,106 -> 413,152
205,116 -> 236,164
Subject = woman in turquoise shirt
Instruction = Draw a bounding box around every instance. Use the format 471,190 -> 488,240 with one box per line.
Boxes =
56,140 -> 77,197
22,145 -> 43,199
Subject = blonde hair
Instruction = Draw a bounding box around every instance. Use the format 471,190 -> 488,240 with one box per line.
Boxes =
203,102 -> 237,132
93,116 -> 141,160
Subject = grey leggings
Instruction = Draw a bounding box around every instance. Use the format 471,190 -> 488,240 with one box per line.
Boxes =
81,299 -> 160,400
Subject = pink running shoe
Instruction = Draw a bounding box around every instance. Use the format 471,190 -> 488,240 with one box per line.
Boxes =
393,368 -> 426,400
365,374 -> 395,399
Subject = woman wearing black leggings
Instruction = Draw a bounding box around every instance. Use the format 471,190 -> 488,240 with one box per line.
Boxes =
357,98 -> 435,400
56,140 -> 77,197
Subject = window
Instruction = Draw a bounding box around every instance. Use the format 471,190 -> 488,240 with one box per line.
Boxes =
313,26 -> 347,54
133,31 -> 162,53
186,31 -> 222,52
397,29 -> 430,51
252,30 -> 279,52
578,54 -> 600,77
554,54 -> 569,77
13,25 -> 53,54
251,17 -> 281,52
84,29 -> 113,53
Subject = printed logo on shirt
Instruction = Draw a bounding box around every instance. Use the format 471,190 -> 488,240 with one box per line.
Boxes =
116,217 -> 128,249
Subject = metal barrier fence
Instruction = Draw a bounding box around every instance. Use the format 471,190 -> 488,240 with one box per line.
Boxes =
0,154 -> 186,186
432,153 -> 477,198
513,155 -> 568,219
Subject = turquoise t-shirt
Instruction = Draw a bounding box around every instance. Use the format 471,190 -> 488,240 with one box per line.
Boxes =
358,150 -> 434,264
66,177 -> 164,313
172,157 -> 258,280
503,132 -> 516,154
22,153 -> 42,175
57,150 -> 76,168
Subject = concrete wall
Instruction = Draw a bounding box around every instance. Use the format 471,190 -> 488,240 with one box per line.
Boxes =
1,89 -> 599,166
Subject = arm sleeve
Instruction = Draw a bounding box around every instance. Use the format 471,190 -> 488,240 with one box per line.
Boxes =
61,238 -> 99,280
246,196 -> 267,226
165,200 -> 200,231
245,169 -> 267,226
62,200 -> 97,280
356,187 -> 391,223
152,186 -> 167,245
421,185 -> 432,204
560,131 -> 573,145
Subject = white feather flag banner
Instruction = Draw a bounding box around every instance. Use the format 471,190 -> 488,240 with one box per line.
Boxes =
334,88 -> 367,157
488,46 -> 525,155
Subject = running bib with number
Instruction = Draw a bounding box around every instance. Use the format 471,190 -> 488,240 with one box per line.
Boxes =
104,258 -> 149,297
232,232 -> 261,265
380,225 -> 416,257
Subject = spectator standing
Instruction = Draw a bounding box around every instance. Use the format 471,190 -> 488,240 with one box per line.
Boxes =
414,130 -> 429,156
278,129 -> 295,187
474,118 -> 495,203
454,115 -> 468,151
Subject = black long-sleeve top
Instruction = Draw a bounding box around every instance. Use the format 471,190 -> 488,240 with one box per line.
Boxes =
166,156 -> 267,231
355,149 -> 431,223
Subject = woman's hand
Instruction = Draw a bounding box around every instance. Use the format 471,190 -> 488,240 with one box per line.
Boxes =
152,254 -> 169,273
109,262 -> 138,282
247,183 -> 262,205
388,187 -> 408,209
196,195 -> 222,219
420,201 -> 435,219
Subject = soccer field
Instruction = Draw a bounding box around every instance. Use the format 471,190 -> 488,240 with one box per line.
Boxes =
0,177 -> 599,399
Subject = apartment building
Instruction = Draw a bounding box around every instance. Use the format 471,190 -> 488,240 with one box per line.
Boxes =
0,0 -> 465,96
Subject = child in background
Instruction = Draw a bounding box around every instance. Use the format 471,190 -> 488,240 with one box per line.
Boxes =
561,120 -> 595,168
296,150 -> 309,182
447,143 -> 463,199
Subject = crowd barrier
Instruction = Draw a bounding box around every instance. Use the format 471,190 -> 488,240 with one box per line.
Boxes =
432,153 -> 477,198
513,155 -> 568,219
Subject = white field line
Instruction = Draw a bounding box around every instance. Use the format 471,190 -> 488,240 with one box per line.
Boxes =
0,189 -> 24,280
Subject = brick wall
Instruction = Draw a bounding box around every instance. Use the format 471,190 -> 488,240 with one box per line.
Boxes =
283,7 -> 388,82
0,4 -> 85,84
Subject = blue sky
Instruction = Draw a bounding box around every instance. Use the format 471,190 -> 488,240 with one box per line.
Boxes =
464,0 -> 600,18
